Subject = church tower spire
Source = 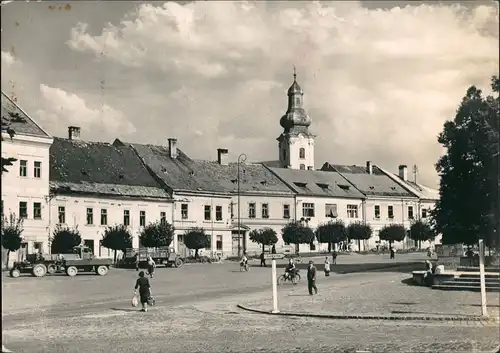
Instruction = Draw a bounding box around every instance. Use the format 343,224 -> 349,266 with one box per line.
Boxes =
277,68 -> 315,170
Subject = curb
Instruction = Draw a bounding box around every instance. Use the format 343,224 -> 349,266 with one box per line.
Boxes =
236,304 -> 499,323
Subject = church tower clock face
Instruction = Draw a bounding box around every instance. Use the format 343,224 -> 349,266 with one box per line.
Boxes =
277,67 -> 315,171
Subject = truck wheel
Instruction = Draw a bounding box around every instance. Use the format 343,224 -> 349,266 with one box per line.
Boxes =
66,266 -> 78,277
96,266 -> 108,276
174,258 -> 183,268
47,264 -> 57,275
32,264 -> 47,277
9,268 -> 20,278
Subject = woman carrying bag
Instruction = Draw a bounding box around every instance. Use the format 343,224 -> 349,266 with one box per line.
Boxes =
133,271 -> 152,312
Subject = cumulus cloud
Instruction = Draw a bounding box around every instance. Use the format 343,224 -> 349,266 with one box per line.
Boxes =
65,1 -> 499,186
37,84 -> 136,137
1,51 -> 17,68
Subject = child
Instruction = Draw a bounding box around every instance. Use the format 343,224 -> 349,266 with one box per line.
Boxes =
324,257 -> 331,277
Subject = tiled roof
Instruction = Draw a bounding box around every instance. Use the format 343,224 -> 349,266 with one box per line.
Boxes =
50,138 -> 170,199
117,140 -> 230,195
184,160 -> 294,195
322,163 -> 415,198
1,91 -> 50,138
266,167 -> 365,199
399,179 -> 439,201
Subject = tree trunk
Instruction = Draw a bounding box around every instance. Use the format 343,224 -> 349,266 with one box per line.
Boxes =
262,243 -> 265,253
195,249 -> 199,259
328,242 -> 332,252
5,250 -> 10,270
113,250 -> 117,264
358,239 -> 361,252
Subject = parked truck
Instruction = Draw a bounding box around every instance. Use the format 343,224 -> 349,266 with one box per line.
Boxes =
124,247 -> 184,268
9,245 -> 113,278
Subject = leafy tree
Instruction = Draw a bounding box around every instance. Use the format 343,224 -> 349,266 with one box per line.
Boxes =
378,224 -> 406,249
408,220 -> 435,249
432,76 -> 499,247
249,228 -> 278,253
315,220 -> 346,252
282,221 -> 315,254
1,114 -> 17,174
139,221 -> 174,248
183,227 -> 210,259
50,224 -> 82,254
346,221 -> 372,252
101,224 -> 132,263
1,213 -> 24,269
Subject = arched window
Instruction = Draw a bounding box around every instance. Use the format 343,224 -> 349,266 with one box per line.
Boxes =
299,148 -> 305,159
300,164 -> 305,170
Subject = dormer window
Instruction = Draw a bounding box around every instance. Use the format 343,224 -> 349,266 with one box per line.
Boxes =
338,184 -> 350,190
293,182 -> 307,189
317,183 -> 329,190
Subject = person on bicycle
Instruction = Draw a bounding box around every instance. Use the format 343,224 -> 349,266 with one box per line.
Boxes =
240,253 -> 248,266
285,259 -> 296,279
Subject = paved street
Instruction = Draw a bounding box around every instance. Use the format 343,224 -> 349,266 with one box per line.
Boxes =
2,254 -> 499,353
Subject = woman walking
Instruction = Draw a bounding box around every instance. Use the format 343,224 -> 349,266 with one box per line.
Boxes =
324,257 -> 331,276
147,256 -> 156,278
134,271 -> 151,312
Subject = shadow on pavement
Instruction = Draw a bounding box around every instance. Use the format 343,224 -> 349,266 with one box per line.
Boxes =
400,277 -> 420,287
390,310 -> 476,317
276,262 -> 424,274
390,301 -> 419,305
110,308 -> 138,312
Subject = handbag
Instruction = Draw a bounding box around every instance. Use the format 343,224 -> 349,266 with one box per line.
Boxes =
131,295 -> 138,307
147,296 -> 155,306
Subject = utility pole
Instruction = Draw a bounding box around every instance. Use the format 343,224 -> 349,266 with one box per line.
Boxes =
237,153 -> 247,256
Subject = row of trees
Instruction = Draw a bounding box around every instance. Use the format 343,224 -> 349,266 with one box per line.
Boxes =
1,215 -> 213,266
272,219 -> 436,253
2,211 -> 436,268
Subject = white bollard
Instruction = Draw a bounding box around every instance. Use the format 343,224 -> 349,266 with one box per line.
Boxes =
271,259 -> 279,313
478,239 -> 488,317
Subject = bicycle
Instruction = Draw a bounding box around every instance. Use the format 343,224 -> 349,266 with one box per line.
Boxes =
277,270 -> 300,285
240,262 -> 249,272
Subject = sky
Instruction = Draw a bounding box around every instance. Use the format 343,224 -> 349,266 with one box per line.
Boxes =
1,1 -> 498,188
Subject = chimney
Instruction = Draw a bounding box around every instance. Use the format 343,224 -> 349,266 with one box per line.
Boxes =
217,148 -> 229,165
168,138 -> 178,159
366,161 -> 373,175
68,126 -> 81,140
398,165 -> 408,181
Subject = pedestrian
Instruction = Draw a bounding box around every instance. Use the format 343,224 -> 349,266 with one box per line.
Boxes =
332,250 -> 337,264
307,260 -> 318,295
324,257 -> 330,277
147,256 -> 156,278
271,245 -> 276,254
390,247 -> 395,259
134,253 -> 139,271
260,252 -> 267,267
134,271 -> 151,312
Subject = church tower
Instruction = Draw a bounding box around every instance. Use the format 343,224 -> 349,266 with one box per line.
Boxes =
277,68 -> 315,170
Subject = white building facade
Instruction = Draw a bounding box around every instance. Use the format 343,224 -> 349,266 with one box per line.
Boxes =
1,92 -> 53,266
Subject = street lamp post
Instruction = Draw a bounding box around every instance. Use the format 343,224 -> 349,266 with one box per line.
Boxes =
237,153 -> 247,257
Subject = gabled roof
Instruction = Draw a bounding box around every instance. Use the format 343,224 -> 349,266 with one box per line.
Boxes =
322,163 -> 415,198
183,160 -> 294,195
402,180 -> 439,201
116,140 -> 230,195
266,167 -> 365,199
50,137 -> 170,199
369,165 -> 439,201
1,91 -> 51,138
